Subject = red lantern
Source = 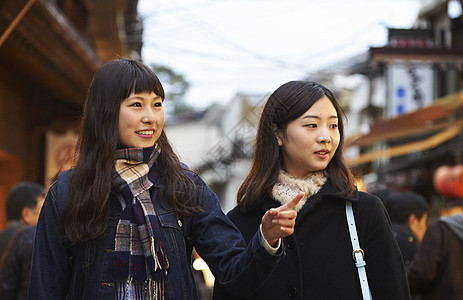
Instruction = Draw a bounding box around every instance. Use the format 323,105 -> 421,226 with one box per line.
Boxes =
433,165 -> 454,197
433,165 -> 463,198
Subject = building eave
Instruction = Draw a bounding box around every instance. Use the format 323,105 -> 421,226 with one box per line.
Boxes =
369,47 -> 463,65
0,0 -> 103,105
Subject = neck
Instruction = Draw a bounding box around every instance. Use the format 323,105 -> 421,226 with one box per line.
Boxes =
281,169 -> 324,180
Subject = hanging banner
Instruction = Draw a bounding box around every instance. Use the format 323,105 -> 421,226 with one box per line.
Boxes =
387,62 -> 434,117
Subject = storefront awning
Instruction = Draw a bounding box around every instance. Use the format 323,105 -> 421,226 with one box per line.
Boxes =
345,90 -> 463,166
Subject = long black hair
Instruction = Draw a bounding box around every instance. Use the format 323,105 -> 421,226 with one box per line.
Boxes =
62,59 -> 200,244
238,81 -> 356,211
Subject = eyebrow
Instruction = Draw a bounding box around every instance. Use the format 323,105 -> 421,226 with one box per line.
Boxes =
127,95 -> 162,101
302,115 -> 338,120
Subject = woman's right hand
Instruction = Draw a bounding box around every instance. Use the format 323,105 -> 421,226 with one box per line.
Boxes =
261,192 -> 305,247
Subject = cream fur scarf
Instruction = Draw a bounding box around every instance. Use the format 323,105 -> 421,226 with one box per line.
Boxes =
272,170 -> 327,212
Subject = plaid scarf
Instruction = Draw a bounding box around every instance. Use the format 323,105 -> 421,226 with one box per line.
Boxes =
112,145 -> 169,299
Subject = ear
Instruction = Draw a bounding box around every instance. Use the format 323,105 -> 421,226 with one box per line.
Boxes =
407,214 -> 417,229
21,207 -> 30,224
21,207 -> 34,225
273,124 -> 283,146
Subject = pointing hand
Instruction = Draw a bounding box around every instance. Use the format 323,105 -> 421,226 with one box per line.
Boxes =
261,192 -> 305,247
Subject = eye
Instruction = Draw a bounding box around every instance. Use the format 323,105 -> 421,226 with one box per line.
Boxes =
154,102 -> 162,108
330,124 -> 338,129
130,102 -> 142,107
304,124 -> 317,128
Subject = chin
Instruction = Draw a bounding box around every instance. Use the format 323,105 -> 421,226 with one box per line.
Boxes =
311,164 -> 328,172
139,144 -> 155,148
135,140 -> 156,148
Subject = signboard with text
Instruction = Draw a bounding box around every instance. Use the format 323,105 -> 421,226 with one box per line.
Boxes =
387,62 -> 434,117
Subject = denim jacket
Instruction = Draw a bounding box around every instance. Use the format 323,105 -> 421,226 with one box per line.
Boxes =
28,167 -> 283,300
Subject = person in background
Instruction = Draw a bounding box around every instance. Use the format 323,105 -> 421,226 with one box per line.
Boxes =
0,226 -> 37,300
372,189 -> 428,268
0,182 -> 45,300
28,59 -> 303,300
213,81 -> 410,300
0,182 -> 45,258
407,199 -> 463,299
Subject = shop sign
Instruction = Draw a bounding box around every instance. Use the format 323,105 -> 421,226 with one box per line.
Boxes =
387,62 -> 433,117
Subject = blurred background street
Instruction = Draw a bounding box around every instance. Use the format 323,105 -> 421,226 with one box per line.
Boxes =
0,0 -> 462,298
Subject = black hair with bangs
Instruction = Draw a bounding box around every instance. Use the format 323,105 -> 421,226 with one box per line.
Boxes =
63,59 -> 200,244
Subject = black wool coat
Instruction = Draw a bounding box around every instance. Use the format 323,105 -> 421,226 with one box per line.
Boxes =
213,182 -> 411,300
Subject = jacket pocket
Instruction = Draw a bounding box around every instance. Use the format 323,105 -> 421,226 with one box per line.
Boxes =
158,211 -> 185,255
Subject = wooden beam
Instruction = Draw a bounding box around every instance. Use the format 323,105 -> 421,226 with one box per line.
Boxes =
0,0 -> 35,48
346,126 -> 462,166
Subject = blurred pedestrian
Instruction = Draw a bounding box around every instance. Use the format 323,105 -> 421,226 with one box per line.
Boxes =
0,225 -> 36,300
389,191 -> 428,266
371,189 -> 428,267
0,182 -> 44,300
28,59 -> 302,299
213,81 -> 410,300
407,200 -> 463,299
0,182 -> 45,258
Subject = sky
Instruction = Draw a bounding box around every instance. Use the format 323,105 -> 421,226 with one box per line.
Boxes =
138,0 -> 424,109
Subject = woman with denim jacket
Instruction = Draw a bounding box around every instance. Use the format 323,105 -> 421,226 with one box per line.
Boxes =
28,59 -> 303,300
213,81 -> 411,299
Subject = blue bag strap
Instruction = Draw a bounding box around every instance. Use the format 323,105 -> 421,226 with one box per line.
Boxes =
346,201 -> 372,300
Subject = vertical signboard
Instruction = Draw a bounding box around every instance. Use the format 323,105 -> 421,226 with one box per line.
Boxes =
387,62 -> 434,117
45,129 -> 78,189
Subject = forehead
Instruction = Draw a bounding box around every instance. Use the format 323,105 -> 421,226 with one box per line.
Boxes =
301,95 -> 338,117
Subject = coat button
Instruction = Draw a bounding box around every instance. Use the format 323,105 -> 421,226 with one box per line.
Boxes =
287,236 -> 295,249
288,286 -> 298,298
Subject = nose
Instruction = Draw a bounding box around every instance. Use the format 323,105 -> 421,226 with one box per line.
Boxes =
317,128 -> 331,144
319,137 -> 331,144
142,107 -> 155,123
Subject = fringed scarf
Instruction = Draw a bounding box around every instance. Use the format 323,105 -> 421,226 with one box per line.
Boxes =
112,145 -> 169,300
272,170 -> 327,212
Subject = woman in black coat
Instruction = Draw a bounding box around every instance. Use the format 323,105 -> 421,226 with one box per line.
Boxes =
213,81 -> 410,300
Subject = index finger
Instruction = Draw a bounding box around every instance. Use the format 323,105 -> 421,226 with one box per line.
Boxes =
278,192 -> 305,211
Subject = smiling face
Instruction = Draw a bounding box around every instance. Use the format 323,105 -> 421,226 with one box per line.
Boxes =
118,91 -> 164,148
276,95 -> 340,178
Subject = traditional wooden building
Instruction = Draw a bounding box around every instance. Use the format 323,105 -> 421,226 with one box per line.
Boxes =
344,0 -> 463,216
0,0 -> 142,228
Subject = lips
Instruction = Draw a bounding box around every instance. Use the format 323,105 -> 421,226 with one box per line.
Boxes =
315,149 -> 330,155
136,130 -> 154,135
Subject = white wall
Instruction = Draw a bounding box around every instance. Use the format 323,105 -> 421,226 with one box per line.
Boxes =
164,121 -> 221,170
220,159 -> 252,213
